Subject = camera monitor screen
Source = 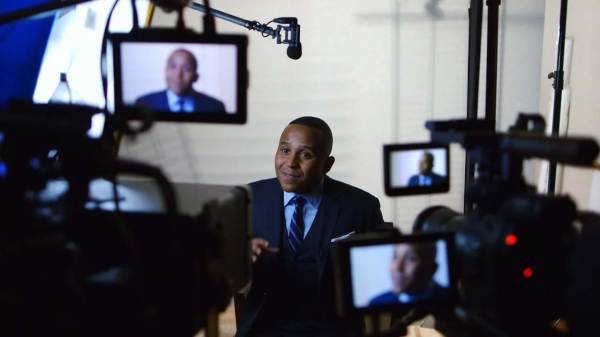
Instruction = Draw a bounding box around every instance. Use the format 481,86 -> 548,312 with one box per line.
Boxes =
383,143 -> 449,196
109,30 -> 248,124
334,232 -> 456,316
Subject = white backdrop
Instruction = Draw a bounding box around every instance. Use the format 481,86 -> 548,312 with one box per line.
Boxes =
120,42 -> 238,113
118,0 -> 546,233
390,148 -> 447,187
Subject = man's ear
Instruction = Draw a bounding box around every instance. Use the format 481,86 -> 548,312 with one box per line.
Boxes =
323,156 -> 335,174
192,72 -> 199,83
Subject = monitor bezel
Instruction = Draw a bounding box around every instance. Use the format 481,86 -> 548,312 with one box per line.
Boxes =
333,231 -> 457,317
109,29 -> 248,124
383,142 -> 450,196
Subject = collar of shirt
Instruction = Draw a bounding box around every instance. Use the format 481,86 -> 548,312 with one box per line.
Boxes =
398,282 -> 437,303
282,183 -> 323,208
398,293 -> 412,303
282,183 -> 324,239
166,90 -> 194,112
419,174 -> 432,185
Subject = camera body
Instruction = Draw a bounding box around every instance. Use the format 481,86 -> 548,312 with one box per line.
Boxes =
0,101 -> 252,336
334,114 -> 599,337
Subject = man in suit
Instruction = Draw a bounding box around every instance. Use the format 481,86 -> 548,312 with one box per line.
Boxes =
135,48 -> 226,113
407,152 -> 445,187
369,242 -> 448,306
236,117 -> 384,337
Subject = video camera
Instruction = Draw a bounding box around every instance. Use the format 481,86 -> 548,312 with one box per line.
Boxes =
333,114 -> 600,337
0,1 -> 266,336
0,99 -> 253,337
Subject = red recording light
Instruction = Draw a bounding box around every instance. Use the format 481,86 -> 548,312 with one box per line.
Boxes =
504,234 -> 518,246
523,267 -> 534,279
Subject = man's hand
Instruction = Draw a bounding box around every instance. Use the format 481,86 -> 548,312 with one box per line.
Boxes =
251,238 -> 279,263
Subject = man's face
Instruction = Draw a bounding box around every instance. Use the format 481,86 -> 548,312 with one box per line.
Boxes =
275,124 -> 334,193
165,50 -> 198,95
389,244 -> 436,295
418,153 -> 434,175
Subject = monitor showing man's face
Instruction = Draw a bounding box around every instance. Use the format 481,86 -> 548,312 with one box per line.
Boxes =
347,237 -> 452,309
116,41 -> 239,115
109,32 -> 247,123
384,144 -> 449,195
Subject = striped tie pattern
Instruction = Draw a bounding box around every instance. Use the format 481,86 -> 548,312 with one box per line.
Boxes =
177,98 -> 185,112
288,196 -> 306,254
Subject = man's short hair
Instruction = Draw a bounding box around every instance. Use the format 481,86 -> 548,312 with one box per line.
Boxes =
289,116 -> 333,155
423,151 -> 434,163
170,48 -> 198,71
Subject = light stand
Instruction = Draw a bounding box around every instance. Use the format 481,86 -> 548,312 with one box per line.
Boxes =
547,0 -> 569,195
463,0 -> 501,213
464,0 -> 485,214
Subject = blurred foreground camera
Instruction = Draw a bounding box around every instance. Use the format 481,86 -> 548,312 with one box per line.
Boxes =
0,102 -> 252,337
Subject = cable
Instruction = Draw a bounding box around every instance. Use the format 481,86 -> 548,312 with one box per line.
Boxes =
100,0 -> 120,107
111,173 -> 121,212
176,7 -> 185,30
261,19 -> 274,37
130,0 -> 139,29
202,0 -> 216,34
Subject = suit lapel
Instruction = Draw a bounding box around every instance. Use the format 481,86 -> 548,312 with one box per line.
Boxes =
160,91 -> 170,111
317,176 -> 342,281
263,179 -> 284,248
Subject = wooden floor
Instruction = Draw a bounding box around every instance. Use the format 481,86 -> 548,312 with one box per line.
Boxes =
194,304 -> 444,337
194,302 -> 237,337
217,303 -> 238,337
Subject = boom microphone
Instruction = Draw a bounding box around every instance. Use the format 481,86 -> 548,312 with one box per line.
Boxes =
287,42 -> 302,60
287,20 -> 301,60
274,17 -> 302,60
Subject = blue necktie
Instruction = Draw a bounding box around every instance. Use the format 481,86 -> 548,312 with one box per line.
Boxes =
288,196 -> 306,254
177,98 -> 185,112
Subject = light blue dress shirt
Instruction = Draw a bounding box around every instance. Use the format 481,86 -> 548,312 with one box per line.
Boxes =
398,282 -> 438,303
166,90 -> 195,112
283,185 -> 323,239
418,175 -> 432,186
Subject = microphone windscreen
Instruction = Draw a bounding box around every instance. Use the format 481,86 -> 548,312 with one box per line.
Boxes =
287,42 -> 302,60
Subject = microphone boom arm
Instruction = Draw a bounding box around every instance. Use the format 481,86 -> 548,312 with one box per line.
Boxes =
188,2 -> 300,49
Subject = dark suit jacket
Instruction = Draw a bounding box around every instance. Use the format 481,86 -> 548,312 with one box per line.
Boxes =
368,282 -> 450,306
135,90 -> 226,112
236,176 -> 384,337
407,173 -> 445,187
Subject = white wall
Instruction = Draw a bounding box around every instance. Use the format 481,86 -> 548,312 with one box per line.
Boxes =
119,0 -> 546,232
539,0 -> 600,211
